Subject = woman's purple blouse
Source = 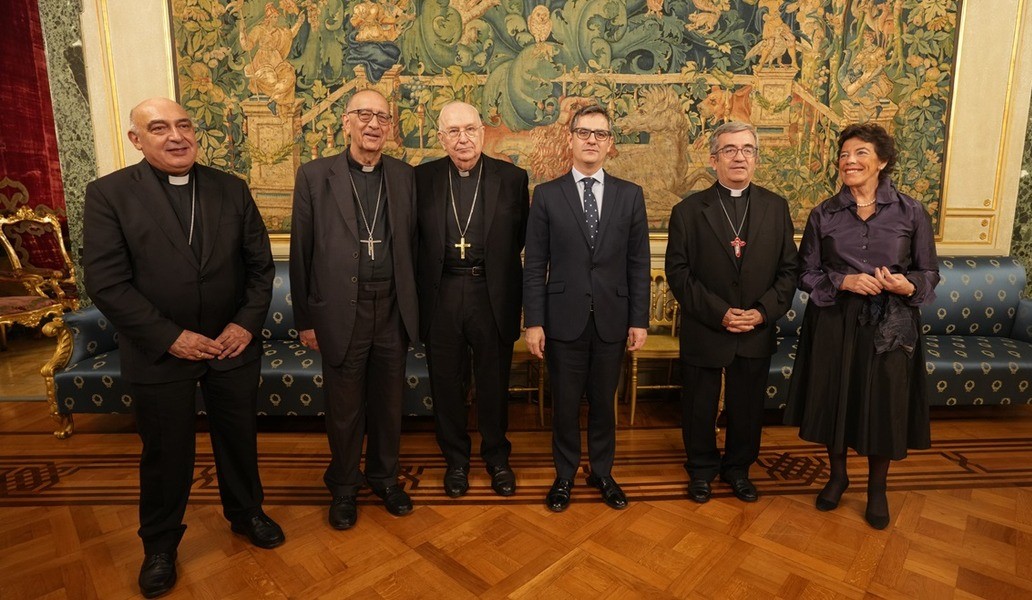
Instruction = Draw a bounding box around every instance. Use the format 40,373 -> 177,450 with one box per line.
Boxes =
798,178 -> 940,308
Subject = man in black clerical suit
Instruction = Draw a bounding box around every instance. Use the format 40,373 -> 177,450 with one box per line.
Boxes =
665,121 -> 798,504
415,101 -> 529,498
290,89 -> 419,530
83,97 -> 282,599
523,105 -> 650,512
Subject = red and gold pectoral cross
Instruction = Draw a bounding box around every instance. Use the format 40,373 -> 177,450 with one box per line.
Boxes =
731,236 -> 746,258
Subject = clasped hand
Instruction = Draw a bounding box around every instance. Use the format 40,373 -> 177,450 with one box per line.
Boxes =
722,308 -> 763,333
168,323 -> 253,361
840,267 -> 915,296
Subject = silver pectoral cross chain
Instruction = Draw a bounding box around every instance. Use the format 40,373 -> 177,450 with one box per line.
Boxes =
349,171 -> 384,260
363,235 -> 382,259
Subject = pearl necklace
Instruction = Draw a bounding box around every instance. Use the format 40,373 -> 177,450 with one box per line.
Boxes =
855,199 -> 876,208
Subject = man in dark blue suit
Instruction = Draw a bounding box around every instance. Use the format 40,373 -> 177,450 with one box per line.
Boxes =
523,105 -> 651,512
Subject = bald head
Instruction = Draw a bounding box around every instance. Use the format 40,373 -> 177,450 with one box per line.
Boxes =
346,89 -> 388,112
437,101 -> 484,171
127,97 -> 197,175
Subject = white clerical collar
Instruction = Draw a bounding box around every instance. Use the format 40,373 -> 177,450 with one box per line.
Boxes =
572,166 -> 605,185
168,173 -> 191,186
719,183 -> 747,197
361,165 -> 375,173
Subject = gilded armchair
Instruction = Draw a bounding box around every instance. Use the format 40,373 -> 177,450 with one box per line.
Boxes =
0,206 -> 79,310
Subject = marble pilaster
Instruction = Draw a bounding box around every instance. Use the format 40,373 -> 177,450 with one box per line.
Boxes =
37,0 -> 97,305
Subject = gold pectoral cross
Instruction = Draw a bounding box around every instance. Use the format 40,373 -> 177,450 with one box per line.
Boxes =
731,236 -> 746,258
364,236 -> 382,260
454,237 -> 471,260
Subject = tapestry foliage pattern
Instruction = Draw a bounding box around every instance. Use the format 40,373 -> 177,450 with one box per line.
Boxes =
172,0 -> 959,233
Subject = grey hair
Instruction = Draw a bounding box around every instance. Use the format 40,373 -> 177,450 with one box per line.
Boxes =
708,121 -> 759,155
127,107 -> 138,135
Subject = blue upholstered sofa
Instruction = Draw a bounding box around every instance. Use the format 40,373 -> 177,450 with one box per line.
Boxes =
767,256 -> 1032,408
44,261 -> 433,438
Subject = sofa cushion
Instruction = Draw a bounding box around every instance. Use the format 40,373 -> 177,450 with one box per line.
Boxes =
258,339 -> 324,415
54,351 -> 136,414
924,335 -> 1032,406
921,257 -> 1025,336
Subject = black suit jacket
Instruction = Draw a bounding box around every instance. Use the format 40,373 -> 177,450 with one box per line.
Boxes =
83,160 -> 275,384
523,171 -> 650,343
289,152 -> 419,367
665,183 -> 799,368
415,155 -> 529,342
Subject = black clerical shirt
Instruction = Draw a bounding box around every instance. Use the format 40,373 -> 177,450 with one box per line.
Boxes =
151,164 -> 202,261
345,149 -> 393,281
444,158 -> 485,267
716,182 -> 750,266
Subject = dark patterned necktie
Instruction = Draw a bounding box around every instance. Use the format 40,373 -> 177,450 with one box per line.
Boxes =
582,177 -> 598,247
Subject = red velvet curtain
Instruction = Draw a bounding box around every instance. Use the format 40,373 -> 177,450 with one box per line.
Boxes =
0,0 -> 66,218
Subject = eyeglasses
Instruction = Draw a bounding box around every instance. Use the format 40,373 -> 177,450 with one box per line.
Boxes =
714,145 -> 757,158
440,125 -> 482,140
347,109 -> 392,125
572,128 -> 613,141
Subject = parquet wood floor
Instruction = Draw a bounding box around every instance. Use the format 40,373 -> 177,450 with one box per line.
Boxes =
3,397 -> 1032,599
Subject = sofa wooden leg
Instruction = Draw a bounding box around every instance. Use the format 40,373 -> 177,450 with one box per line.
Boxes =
52,413 -> 74,439
41,316 -> 74,439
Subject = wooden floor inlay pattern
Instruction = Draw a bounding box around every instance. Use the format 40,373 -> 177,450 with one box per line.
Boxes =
5,399 -> 1032,599
5,434 -> 1032,507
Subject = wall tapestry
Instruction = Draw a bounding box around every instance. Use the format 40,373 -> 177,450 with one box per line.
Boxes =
173,0 -> 959,234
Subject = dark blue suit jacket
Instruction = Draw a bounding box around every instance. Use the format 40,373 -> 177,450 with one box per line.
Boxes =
523,171 -> 650,343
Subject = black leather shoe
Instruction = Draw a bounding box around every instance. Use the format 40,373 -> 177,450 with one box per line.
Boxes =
586,474 -> 628,510
231,512 -> 285,549
546,477 -> 573,512
688,479 -> 711,504
138,551 -> 177,599
328,496 -> 358,530
487,464 -> 517,497
721,475 -> 758,502
375,485 -> 413,516
444,466 -> 469,498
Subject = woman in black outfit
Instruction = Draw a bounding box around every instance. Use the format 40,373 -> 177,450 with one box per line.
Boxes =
784,123 -> 940,529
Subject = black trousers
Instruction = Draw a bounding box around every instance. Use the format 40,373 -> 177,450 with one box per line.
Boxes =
427,273 -> 513,469
323,280 -> 406,496
130,359 -> 263,555
680,355 -> 770,481
546,313 -> 625,479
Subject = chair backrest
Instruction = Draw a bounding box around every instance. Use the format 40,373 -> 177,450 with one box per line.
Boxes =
775,290 -> 809,337
0,206 -> 77,307
261,260 -> 299,340
648,269 -> 679,336
921,256 -> 1027,336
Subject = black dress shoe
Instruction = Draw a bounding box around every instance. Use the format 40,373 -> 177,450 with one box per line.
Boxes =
721,475 -> 758,502
231,512 -> 286,549
138,551 -> 177,599
487,464 -> 517,496
546,477 -> 573,512
586,474 -> 628,510
444,466 -> 469,497
688,479 -> 711,504
375,485 -> 413,516
329,495 -> 358,530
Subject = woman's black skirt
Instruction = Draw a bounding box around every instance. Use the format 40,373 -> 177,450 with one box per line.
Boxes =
783,294 -> 931,460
